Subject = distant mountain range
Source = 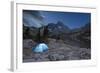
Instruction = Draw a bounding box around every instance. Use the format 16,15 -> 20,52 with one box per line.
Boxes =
23,21 -> 91,48
48,21 -> 70,33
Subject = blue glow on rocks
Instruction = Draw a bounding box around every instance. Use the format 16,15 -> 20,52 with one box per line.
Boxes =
33,43 -> 48,53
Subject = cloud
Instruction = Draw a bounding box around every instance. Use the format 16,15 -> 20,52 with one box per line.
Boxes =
23,10 -> 47,28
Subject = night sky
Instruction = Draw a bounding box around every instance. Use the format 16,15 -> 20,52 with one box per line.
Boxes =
23,10 -> 91,29
41,11 -> 91,29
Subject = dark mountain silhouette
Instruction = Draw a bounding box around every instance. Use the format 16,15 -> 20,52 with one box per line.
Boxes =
48,21 -> 70,33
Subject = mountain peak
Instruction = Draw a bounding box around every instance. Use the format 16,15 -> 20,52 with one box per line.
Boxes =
56,21 -> 70,30
57,21 -> 64,25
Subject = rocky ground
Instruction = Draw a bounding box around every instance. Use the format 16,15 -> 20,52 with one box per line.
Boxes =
23,38 -> 91,62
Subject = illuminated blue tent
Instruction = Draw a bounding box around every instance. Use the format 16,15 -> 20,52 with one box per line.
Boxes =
32,43 -> 48,53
